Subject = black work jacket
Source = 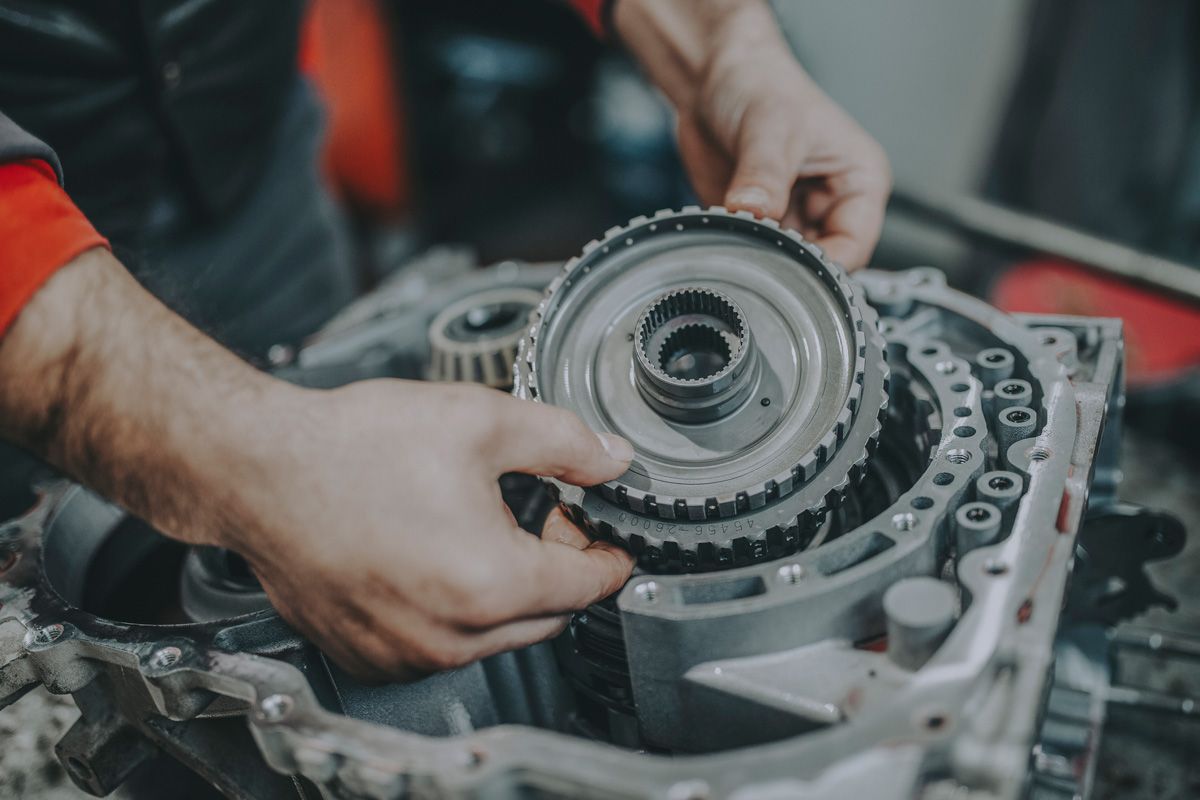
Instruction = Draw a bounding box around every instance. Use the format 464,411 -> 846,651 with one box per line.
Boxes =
0,0 -> 304,241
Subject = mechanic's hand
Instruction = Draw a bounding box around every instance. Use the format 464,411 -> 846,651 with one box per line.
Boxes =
223,381 -> 635,681
680,52 -> 891,270
615,0 -> 892,270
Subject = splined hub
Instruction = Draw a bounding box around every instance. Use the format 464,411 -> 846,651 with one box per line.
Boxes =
633,287 -> 758,423
516,207 -> 889,572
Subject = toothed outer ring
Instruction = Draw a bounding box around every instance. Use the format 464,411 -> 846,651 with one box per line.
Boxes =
545,324 -> 888,572
515,206 -> 878,519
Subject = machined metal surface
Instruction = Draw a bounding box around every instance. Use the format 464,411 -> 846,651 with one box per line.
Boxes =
0,208 -> 1179,800
516,207 -> 888,571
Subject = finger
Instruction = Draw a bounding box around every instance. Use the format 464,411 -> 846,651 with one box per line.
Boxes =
677,117 -> 733,205
812,190 -> 887,271
518,535 -> 635,615
464,614 -> 571,660
486,396 -> 633,486
724,115 -> 799,220
540,505 -> 591,549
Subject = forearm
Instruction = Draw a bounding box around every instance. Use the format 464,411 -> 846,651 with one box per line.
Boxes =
0,247 -> 302,548
613,0 -> 794,109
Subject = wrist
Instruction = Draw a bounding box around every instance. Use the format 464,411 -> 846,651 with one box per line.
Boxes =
614,0 -> 795,113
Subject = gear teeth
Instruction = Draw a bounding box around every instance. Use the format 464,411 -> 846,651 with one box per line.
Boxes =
514,207 -> 889,572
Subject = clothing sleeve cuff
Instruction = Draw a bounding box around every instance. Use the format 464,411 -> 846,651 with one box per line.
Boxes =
567,0 -> 615,39
0,160 -> 110,335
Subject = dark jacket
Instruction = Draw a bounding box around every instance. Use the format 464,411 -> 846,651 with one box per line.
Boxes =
0,0 -> 304,243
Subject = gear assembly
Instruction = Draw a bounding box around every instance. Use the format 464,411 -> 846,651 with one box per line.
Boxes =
1,207 -> 1185,799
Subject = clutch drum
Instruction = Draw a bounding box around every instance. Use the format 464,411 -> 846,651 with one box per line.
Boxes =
516,208 -> 888,571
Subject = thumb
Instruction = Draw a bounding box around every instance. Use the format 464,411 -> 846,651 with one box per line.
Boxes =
486,397 -> 634,486
724,118 -> 797,220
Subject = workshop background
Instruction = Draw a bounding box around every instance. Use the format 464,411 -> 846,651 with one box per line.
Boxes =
2,0 -> 1198,797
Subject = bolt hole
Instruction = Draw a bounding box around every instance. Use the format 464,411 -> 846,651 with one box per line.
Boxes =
933,472 -> 954,486
760,397 -> 771,407
1026,446 -> 1051,462
966,507 -> 991,522
1006,409 -> 1031,424
988,476 -> 1014,491
954,426 -> 976,437
953,406 -> 971,418
150,646 -> 182,669
985,560 -> 1008,576
950,383 -> 969,393
985,352 -> 1006,364
1002,383 -> 1024,395
911,496 -> 934,510
921,346 -> 939,356
946,449 -> 972,465
33,624 -> 64,644
925,714 -> 947,731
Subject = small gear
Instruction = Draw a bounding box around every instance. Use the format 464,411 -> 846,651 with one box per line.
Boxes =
428,287 -> 543,388
515,207 -> 888,571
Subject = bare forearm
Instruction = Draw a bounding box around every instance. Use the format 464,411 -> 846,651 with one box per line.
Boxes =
0,248 -> 300,547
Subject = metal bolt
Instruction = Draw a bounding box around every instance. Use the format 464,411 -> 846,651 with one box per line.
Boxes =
776,563 -> 803,584
259,693 -> 294,722
634,581 -> 659,603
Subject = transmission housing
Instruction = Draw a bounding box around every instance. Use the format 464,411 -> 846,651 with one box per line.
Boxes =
0,208 -> 1182,800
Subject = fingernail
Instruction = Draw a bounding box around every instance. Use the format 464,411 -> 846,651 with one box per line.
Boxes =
597,432 -> 634,463
727,186 -> 770,213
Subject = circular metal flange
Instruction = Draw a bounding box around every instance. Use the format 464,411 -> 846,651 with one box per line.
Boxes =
515,207 -> 889,570
428,287 -> 542,388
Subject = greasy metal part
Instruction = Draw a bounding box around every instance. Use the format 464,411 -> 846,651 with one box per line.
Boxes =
890,186 -> 1200,305
0,225 -> 1171,800
515,207 -> 888,571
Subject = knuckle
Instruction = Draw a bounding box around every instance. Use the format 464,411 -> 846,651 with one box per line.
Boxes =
549,409 -> 594,459
436,564 -> 512,627
409,636 -> 473,673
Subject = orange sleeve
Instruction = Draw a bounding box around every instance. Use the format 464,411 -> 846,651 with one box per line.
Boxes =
567,0 -> 612,38
0,160 -> 109,335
